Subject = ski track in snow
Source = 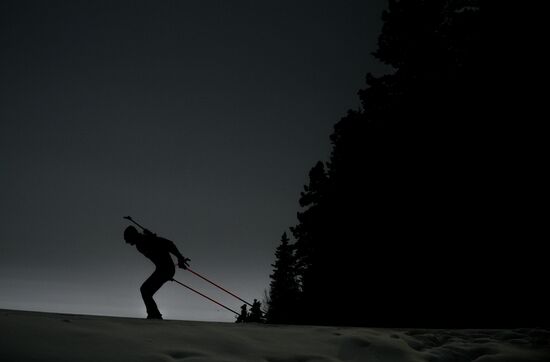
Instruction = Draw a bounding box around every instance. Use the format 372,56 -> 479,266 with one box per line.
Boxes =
0,309 -> 548,362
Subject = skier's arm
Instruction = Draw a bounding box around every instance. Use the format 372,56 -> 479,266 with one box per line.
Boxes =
165,238 -> 190,269
166,239 -> 183,259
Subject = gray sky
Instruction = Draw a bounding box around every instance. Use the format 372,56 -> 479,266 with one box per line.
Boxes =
0,0 -> 387,322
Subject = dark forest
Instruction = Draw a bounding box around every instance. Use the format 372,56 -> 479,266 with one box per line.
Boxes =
266,0 -> 547,328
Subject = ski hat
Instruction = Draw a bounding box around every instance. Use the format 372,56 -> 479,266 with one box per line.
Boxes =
124,225 -> 139,242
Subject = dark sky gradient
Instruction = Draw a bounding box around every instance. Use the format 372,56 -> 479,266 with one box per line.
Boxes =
1,0 -> 388,322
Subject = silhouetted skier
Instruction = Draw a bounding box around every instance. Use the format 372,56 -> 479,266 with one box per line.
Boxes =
124,226 -> 189,320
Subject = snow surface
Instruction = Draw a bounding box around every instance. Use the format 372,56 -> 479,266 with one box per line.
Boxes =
0,309 -> 549,362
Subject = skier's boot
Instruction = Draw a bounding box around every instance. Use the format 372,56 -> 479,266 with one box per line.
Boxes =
146,313 -> 163,320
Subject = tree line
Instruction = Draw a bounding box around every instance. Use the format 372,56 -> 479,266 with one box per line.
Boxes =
264,0 -> 547,327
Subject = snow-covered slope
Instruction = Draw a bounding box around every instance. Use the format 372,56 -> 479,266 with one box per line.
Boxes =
0,309 -> 548,362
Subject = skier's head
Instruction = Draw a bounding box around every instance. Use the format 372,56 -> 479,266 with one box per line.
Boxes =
124,225 -> 140,245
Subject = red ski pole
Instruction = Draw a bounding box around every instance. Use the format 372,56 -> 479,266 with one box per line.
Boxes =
186,268 -> 253,308
171,278 -> 239,316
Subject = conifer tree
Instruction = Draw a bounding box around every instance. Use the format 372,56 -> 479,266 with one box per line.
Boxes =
266,232 -> 300,324
291,162 -> 328,274
248,299 -> 265,323
235,304 -> 248,323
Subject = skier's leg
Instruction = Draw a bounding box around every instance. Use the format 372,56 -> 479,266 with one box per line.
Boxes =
140,270 -> 167,319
